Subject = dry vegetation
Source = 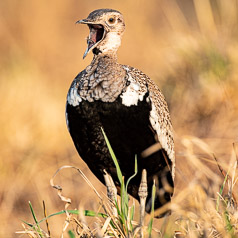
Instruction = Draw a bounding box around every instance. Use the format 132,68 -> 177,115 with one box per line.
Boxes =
1,0 -> 238,237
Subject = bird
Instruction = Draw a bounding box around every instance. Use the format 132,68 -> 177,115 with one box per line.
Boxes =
66,8 -> 175,216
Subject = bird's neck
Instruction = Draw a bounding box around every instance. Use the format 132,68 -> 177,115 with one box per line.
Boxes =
83,51 -> 126,102
86,52 -> 123,75
93,52 -> 118,65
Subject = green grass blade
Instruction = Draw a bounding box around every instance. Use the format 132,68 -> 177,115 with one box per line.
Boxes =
84,209 -> 107,218
115,199 -> 121,216
68,230 -> 75,238
101,128 -> 123,184
29,201 -> 38,224
21,220 -> 34,227
36,209 -> 107,225
125,156 -> 138,194
120,177 -> 127,228
130,204 -> 135,221
216,173 -> 228,211
224,210 -> 233,231
129,204 -> 135,232
148,182 -> 156,237
101,128 -> 136,236
121,176 -> 129,214
28,201 -> 44,237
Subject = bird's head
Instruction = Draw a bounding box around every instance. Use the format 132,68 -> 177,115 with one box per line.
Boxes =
76,9 -> 125,59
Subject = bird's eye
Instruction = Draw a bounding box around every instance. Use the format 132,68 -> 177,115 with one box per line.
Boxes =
108,17 -> 115,24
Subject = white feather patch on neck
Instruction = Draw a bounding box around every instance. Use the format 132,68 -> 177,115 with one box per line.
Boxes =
100,32 -> 122,53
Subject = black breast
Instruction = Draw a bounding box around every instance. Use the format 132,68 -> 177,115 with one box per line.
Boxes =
66,93 -> 173,212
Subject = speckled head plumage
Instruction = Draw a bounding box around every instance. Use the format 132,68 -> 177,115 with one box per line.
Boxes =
76,9 -> 125,58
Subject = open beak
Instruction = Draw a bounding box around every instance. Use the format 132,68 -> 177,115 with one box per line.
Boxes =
76,19 -> 106,59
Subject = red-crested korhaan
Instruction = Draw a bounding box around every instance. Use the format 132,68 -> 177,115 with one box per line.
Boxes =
66,9 -> 175,217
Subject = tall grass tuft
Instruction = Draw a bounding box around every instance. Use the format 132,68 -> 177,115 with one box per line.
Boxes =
17,134 -> 238,237
18,131 -> 157,237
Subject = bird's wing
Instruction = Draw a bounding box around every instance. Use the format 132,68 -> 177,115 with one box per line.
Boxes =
146,77 -> 175,180
123,65 -> 175,180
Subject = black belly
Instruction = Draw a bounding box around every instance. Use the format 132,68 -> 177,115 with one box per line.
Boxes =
66,95 -> 173,212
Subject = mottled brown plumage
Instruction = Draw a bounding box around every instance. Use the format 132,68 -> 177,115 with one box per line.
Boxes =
66,9 -> 175,216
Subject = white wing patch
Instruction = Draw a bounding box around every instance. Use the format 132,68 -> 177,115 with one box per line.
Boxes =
67,83 -> 82,106
120,72 -> 146,107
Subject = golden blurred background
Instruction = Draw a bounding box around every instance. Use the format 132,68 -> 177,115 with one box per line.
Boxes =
1,0 -> 238,237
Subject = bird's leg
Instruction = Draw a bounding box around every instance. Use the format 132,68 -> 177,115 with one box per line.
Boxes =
138,169 -> 148,238
103,169 -> 117,216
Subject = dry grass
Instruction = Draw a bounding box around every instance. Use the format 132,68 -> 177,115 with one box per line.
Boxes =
1,0 -> 238,237
16,138 -> 238,237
